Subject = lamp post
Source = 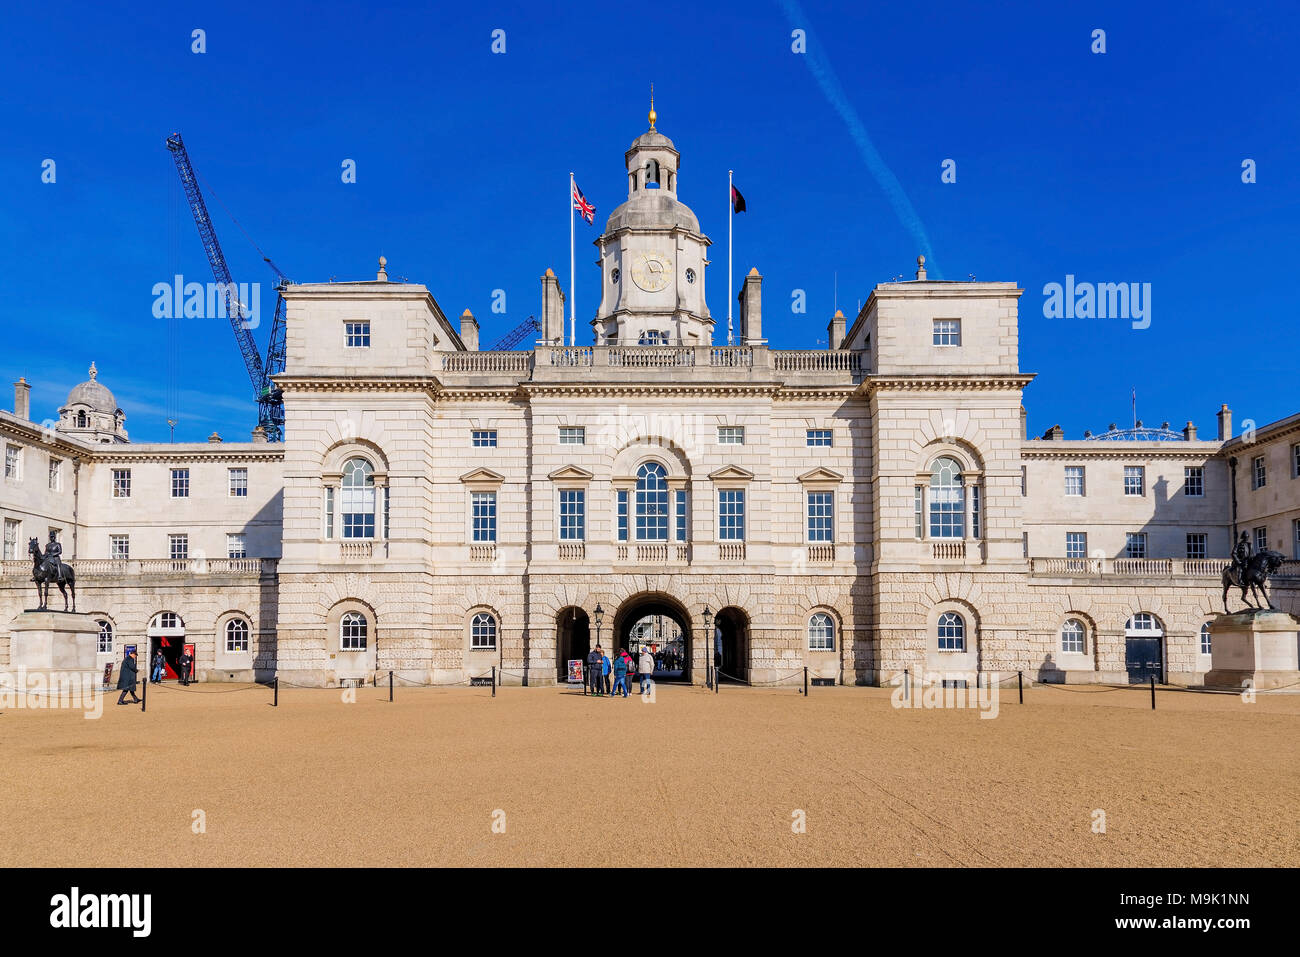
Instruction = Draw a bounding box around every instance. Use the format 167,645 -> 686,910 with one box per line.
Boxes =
702,606 -> 713,689
593,604 -> 604,696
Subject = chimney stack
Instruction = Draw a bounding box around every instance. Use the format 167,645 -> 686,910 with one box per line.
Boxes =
1042,424 -> 1064,441
826,309 -> 846,350
540,269 -> 566,344
460,309 -> 480,351
1217,404 -> 1232,441
13,377 -> 31,421
251,425 -> 268,444
1182,421 -> 1198,441
739,268 -> 764,344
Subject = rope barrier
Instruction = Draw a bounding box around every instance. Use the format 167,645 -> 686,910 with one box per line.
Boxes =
716,667 -> 808,688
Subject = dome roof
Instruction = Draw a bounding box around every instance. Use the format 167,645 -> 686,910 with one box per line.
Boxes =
604,192 -> 700,234
628,129 -> 677,153
65,362 -> 118,413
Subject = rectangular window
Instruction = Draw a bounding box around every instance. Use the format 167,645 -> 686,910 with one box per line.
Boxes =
1251,455 -> 1266,490
171,468 -> 190,498
98,622 -> 114,655
558,427 -> 585,445
4,444 -> 20,480
971,485 -> 981,539
1200,625 -> 1212,656
344,320 -> 370,348
112,469 -> 131,498
914,487 -> 923,538
1065,532 -> 1088,559
675,490 -> 687,541
1124,532 -> 1147,559
323,487 -> 335,539
1123,466 -> 1145,496
1293,443 -> 1300,479
932,319 -> 961,346
1020,465 -> 1027,497
227,533 -> 247,559
807,491 -> 833,542
169,534 -> 189,561
471,430 -> 498,448
1064,466 -> 1085,497
1183,466 -> 1204,497
718,490 -> 745,541
472,492 -> 497,543
1254,526 -> 1268,553
3,518 -> 20,559
717,426 -> 745,445
228,467 -> 248,497
1293,518 -> 1300,559
110,534 -> 130,560
806,429 -> 833,447
1185,533 -> 1207,560
558,489 -> 585,541
48,457 -> 62,491
616,489 -> 629,543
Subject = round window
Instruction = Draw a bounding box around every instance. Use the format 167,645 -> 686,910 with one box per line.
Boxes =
685,268 -> 696,284
611,268 -> 620,284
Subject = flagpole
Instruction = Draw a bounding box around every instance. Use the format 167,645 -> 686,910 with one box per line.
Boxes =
569,171 -> 576,347
727,169 -> 734,346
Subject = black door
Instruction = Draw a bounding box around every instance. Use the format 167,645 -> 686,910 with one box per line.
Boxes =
1125,636 -> 1162,684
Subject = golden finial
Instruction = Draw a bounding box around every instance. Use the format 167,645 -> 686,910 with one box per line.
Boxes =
648,82 -> 656,129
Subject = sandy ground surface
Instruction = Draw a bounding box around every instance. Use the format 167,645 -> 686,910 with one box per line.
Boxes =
2,679 -> 1297,867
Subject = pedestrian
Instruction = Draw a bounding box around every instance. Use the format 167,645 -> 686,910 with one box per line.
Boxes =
637,646 -> 655,694
150,649 -> 165,684
178,649 -> 193,686
586,645 -> 603,696
116,649 -> 141,706
612,647 -> 630,698
601,649 -> 612,696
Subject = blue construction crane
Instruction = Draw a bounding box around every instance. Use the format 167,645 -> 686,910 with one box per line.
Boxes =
166,133 -> 288,441
490,316 -> 540,350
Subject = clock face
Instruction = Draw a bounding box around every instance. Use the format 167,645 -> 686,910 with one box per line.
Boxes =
631,252 -> 672,292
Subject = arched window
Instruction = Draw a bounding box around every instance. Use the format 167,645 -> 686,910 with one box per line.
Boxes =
1061,619 -> 1086,655
1125,613 -> 1162,634
149,612 -> 184,632
937,611 -> 965,652
645,159 -> 660,187
76,410 -> 87,428
808,612 -> 835,651
471,612 -> 497,651
635,462 -> 669,541
341,611 -> 368,651
225,618 -> 250,653
97,619 -> 114,654
929,457 -> 965,538
1200,622 -> 1212,656
341,458 -> 376,539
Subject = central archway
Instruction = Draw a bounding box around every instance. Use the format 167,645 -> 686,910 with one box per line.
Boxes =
555,606 -> 590,682
612,593 -> 693,683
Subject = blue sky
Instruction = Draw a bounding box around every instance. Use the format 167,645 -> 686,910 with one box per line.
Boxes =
2,0 -> 1296,442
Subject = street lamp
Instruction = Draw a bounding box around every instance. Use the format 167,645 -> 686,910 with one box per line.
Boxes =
589,604 -> 605,696
702,606 -> 713,688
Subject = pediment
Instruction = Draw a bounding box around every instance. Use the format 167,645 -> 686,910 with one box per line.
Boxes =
708,465 -> 755,482
548,465 -> 595,482
798,467 -> 844,484
459,467 -> 505,485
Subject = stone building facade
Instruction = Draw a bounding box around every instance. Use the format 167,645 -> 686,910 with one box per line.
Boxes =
2,119 -> 1297,687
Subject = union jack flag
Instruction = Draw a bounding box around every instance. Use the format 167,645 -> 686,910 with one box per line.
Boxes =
572,180 -> 595,224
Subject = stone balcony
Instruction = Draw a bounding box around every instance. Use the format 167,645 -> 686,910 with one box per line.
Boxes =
436,345 -> 868,388
0,558 -> 276,579
1029,557 -> 1300,580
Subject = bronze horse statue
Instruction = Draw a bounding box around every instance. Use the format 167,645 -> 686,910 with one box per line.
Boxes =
1222,548 -> 1284,614
28,537 -> 76,612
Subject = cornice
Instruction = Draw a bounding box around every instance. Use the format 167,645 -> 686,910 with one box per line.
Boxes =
519,383 -> 780,399
1021,441 -> 1226,461
90,446 -> 285,464
863,374 -> 1036,395
276,376 -> 441,395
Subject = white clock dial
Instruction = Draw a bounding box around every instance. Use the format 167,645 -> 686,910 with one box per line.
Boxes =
631,252 -> 672,292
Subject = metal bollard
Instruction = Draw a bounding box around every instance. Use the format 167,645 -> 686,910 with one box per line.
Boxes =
904,668 -> 909,702
141,672 -> 147,713
803,667 -> 809,698
1150,674 -> 1156,710
1018,670 -> 1023,704
389,670 -> 393,703
274,676 -> 278,707
492,666 -> 497,697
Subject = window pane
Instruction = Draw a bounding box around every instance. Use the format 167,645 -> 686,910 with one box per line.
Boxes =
807,492 -> 833,542
718,490 -> 744,540
928,457 -> 964,538
472,492 -> 497,543
635,463 -> 669,541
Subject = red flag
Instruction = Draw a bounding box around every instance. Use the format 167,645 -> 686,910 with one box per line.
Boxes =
731,184 -> 746,214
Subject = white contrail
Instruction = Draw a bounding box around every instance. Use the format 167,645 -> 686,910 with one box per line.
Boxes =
778,0 -> 940,277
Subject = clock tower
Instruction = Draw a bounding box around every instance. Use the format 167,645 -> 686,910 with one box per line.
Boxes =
592,104 -> 713,345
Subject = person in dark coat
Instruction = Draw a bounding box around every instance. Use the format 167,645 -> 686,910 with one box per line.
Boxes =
586,645 -> 603,696
178,649 -> 193,686
116,649 -> 140,705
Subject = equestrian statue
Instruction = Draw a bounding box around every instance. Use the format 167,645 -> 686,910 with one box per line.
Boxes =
28,531 -> 77,612
1221,531 -> 1284,613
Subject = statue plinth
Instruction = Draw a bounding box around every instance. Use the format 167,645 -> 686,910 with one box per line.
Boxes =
7,611 -> 100,676
1203,609 -> 1300,691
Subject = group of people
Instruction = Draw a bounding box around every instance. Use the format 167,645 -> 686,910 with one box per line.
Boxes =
114,648 -> 193,705
583,645 -> 654,697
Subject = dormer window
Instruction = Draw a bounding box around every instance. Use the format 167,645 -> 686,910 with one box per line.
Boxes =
76,411 -> 87,428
